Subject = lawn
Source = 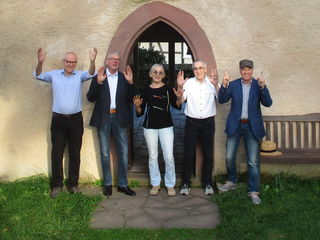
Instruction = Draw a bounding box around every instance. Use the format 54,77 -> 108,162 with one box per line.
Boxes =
0,174 -> 319,240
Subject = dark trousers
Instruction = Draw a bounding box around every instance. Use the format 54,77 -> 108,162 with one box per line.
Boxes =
182,116 -> 215,186
50,112 -> 83,188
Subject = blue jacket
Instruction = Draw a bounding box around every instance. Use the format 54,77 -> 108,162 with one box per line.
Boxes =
87,71 -> 136,128
218,78 -> 272,140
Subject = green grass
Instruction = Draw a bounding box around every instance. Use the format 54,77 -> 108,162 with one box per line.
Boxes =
0,174 -> 319,240
214,173 -> 320,240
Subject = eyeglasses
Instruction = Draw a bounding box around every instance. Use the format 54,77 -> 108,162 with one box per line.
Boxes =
64,60 -> 77,65
152,70 -> 164,75
193,66 -> 204,71
107,58 -> 120,62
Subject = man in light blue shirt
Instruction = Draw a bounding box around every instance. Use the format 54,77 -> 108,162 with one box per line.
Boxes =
34,47 -> 97,198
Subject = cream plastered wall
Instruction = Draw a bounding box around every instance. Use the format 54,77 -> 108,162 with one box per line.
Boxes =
0,0 -> 319,181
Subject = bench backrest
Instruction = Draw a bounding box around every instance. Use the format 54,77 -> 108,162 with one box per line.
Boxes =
263,113 -> 320,150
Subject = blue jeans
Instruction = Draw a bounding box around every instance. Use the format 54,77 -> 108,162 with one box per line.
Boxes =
143,127 -> 176,188
225,122 -> 260,193
97,113 -> 129,187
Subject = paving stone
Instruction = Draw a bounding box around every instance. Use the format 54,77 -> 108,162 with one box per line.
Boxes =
172,196 -> 211,208
144,207 -> 187,221
91,210 -> 125,228
193,204 -> 219,214
89,187 -> 220,229
125,208 -> 145,218
144,198 -> 168,208
126,213 -> 161,228
102,196 -> 146,209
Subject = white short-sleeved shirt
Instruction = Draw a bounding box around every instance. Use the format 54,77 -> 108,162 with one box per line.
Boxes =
183,76 -> 217,119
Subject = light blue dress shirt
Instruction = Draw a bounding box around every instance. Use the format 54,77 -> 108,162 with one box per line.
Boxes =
34,70 -> 93,114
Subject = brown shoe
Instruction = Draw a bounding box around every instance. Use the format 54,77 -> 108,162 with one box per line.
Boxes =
167,187 -> 176,197
149,186 -> 160,196
50,187 -> 62,198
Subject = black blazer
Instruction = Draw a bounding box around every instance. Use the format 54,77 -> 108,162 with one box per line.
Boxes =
87,71 -> 136,128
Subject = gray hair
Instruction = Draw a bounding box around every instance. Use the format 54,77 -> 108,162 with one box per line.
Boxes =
192,60 -> 207,69
104,52 -> 120,66
64,52 -> 77,60
149,64 -> 166,78
107,52 -> 120,59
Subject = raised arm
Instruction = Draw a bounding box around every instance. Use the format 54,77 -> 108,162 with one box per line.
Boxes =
208,68 -> 220,94
88,48 -> 97,75
175,70 -> 188,103
218,71 -> 232,104
257,71 -> 273,107
133,95 -> 144,115
87,66 -> 106,102
36,48 -> 46,76
124,65 -> 133,84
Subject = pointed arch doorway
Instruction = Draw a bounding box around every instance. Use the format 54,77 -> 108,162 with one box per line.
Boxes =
107,1 -> 217,178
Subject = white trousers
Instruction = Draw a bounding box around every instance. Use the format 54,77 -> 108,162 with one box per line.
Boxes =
143,127 -> 176,188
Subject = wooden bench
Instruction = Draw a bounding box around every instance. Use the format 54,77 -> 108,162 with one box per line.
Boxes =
261,113 -> 320,164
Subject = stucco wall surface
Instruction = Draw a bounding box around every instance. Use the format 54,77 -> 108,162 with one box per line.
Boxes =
0,0 -> 319,181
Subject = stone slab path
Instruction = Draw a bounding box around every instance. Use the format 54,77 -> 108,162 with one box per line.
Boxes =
86,187 -> 220,229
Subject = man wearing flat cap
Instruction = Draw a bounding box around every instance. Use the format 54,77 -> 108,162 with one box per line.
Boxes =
218,59 -> 272,204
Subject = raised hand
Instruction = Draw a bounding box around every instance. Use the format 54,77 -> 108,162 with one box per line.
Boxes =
89,48 -> 97,62
133,95 -> 143,107
173,87 -> 183,99
124,65 -> 133,84
37,48 -> 46,63
177,70 -> 188,87
257,71 -> 266,89
97,66 -> 107,84
222,71 -> 231,88
208,68 -> 219,86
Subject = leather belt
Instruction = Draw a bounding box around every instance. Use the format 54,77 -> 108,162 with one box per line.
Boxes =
110,109 -> 116,114
240,119 -> 249,123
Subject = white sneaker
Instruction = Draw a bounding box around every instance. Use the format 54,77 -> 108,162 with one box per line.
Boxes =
180,184 -> 191,195
218,181 -> 237,192
248,192 -> 261,204
204,185 -> 214,195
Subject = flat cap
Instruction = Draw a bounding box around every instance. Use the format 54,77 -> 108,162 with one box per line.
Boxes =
239,59 -> 254,69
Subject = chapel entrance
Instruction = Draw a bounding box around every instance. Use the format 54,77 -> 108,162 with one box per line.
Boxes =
130,21 -> 194,175
106,1 -> 217,179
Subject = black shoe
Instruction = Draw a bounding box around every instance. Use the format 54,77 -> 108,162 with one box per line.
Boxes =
103,185 -> 112,196
117,186 -> 136,196
66,186 -> 81,194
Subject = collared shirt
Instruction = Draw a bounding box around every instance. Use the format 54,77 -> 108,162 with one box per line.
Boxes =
182,76 -> 218,119
241,79 -> 252,119
106,68 -> 118,109
34,70 -> 93,114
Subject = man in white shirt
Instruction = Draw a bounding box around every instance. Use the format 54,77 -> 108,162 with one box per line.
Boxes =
176,60 -> 219,195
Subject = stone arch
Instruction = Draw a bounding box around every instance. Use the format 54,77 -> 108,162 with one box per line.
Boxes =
108,1 -> 217,177
107,1 -> 216,72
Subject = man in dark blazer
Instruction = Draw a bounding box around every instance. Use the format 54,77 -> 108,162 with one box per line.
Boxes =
87,52 -> 136,196
218,59 -> 272,204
